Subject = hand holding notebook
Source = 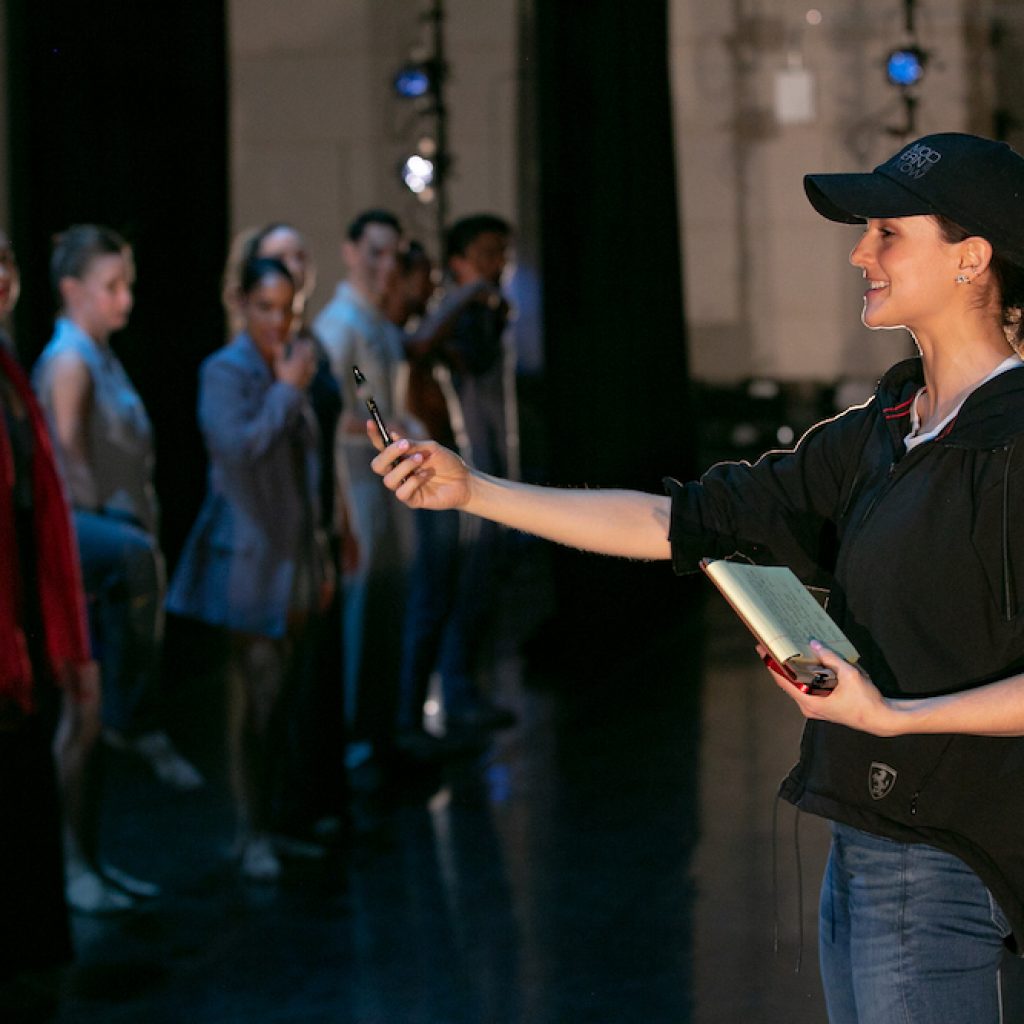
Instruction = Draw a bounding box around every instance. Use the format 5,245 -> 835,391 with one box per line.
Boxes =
700,558 -> 860,696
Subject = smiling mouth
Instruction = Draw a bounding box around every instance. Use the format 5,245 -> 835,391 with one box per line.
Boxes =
866,281 -> 889,293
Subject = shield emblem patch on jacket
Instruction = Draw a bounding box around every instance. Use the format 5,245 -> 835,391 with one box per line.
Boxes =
868,762 -> 898,801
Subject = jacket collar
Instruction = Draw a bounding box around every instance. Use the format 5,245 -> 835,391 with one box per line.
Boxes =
876,356 -> 1024,450
229,333 -> 274,381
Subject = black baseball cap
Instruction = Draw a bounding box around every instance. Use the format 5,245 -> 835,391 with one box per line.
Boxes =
804,132 -> 1024,268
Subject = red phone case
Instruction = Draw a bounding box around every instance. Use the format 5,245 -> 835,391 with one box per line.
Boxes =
760,650 -> 836,697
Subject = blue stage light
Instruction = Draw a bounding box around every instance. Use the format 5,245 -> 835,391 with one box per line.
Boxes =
886,47 -> 927,87
394,63 -> 433,99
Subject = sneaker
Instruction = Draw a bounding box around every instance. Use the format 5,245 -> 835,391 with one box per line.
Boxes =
66,869 -> 135,915
108,730 -> 205,791
102,864 -> 161,899
240,835 -> 281,882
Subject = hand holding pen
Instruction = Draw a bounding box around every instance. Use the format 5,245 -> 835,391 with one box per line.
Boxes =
352,365 -> 392,444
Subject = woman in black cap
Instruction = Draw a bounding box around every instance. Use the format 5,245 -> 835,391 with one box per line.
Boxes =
367,132 -> 1024,1022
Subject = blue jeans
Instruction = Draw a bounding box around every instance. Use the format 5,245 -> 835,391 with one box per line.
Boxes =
398,508 -> 461,730
340,471 -> 408,746
436,514 -> 501,712
820,822 -> 1011,1024
398,509 -> 502,728
74,509 -> 165,735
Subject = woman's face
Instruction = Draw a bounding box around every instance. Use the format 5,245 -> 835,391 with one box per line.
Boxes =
0,232 -> 20,319
256,226 -> 312,304
848,215 -> 960,333
65,251 -> 134,340
241,272 -> 295,363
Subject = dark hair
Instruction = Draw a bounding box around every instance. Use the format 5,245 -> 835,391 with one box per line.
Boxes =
239,256 -> 293,296
241,222 -> 296,266
346,209 -> 401,243
936,214 -> 1024,349
445,214 -> 510,262
399,239 -> 431,274
51,223 -> 129,301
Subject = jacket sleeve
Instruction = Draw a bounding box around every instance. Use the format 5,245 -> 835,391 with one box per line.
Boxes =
664,401 -> 877,584
198,356 -> 304,466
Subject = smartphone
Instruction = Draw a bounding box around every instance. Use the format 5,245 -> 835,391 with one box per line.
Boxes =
759,649 -> 837,697
352,365 -> 392,445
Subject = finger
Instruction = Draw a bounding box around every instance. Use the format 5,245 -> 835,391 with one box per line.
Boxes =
809,639 -> 847,671
394,463 -> 431,502
381,450 -> 426,492
755,644 -> 792,686
368,425 -> 407,458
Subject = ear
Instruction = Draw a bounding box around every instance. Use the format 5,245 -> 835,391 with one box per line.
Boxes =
958,236 -> 994,279
341,239 -> 358,270
58,275 -> 82,310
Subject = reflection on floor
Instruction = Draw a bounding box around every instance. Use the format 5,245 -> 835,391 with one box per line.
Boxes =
4,540 -> 1023,1024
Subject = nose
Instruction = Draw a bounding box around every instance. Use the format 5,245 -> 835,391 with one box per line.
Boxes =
849,232 -> 872,271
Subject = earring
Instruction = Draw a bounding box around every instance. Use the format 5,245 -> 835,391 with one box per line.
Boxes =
955,273 -> 972,285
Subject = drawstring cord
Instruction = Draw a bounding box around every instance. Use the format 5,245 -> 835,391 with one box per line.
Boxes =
1003,441 -> 1017,621
771,795 -> 805,973
794,805 -> 805,974
772,795 -> 780,955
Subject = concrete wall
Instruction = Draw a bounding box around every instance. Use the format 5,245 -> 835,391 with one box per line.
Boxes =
4,2 -> 1021,381
669,0 -> 975,385
227,0 -> 517,320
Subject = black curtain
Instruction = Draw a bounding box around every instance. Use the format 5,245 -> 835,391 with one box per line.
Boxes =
524,0 -> 697,648
5,0 -> 228,567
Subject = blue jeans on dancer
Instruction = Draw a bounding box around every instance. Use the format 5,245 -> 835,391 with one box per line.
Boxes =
74,509 -> 164,737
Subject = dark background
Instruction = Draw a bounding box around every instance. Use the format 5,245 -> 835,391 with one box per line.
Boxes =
5,0 -> 228,565
4,0 -> 695,643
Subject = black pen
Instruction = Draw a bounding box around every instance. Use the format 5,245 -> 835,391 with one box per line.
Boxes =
352,365 -> 393,446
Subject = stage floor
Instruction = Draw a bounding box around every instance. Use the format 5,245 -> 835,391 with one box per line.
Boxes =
6,542 -> 1022,1024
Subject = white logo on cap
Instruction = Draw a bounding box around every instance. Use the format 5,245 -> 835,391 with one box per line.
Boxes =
896,143 -> 942,179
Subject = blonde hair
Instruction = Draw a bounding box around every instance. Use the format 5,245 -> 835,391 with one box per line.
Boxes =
221,225 -> 262,337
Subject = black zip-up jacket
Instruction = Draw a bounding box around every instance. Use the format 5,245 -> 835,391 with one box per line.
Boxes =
665,357 -> 1024,953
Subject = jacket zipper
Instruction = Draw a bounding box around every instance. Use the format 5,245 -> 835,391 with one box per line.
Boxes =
1002,442 -> 1016,621
855,461 -> 896,529
909,737 -> 955,816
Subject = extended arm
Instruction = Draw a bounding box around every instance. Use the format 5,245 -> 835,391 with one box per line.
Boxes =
371,431 -> 672,561
403,280 -> 493,363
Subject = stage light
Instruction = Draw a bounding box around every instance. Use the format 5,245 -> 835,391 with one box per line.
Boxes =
885,46 -> 927,87
393,62 -> 435,100
401,154 -> 435,194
